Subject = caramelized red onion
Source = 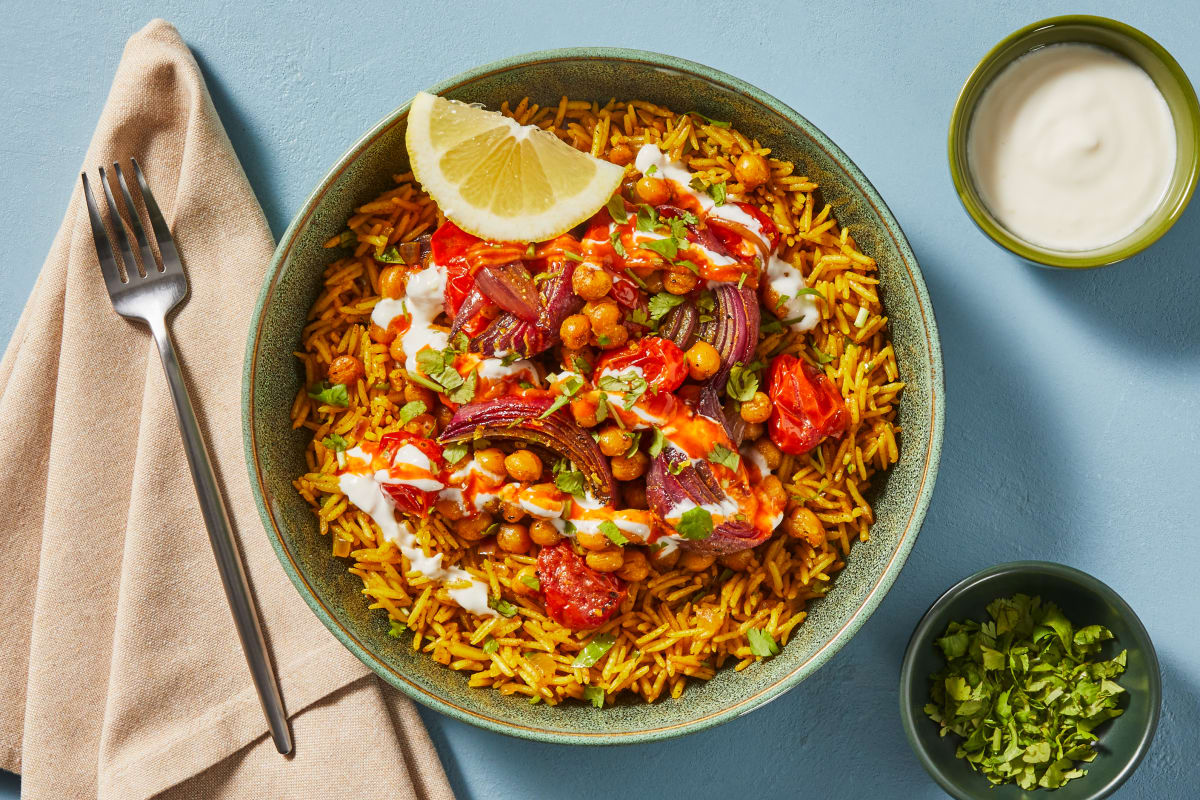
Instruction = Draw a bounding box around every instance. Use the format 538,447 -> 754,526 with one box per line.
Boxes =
471,261 -> 583,358
698,284 -> 760,389
706,217 -> 771,263
645,449 -> 768,555
449,287 -> 488,339
473,260 -> 541,322
658,300 -> 698,350
439,395 -> 616,504
698,381 -> 746,446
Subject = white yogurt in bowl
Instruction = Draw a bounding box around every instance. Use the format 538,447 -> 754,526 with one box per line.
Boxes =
968,43 -> 1176,252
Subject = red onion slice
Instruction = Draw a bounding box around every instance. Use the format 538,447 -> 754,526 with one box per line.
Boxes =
474,260 -> 541,322
645,449 -> 768,554
471,261 -> 583,358
658,300 -> 698,350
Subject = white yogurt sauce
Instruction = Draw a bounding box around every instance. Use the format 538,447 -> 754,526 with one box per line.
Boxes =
968,43 -> 1176,251
371,261 -> 449,373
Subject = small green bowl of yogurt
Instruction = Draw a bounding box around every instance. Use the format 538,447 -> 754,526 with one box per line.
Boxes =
949,15 -> 1200,268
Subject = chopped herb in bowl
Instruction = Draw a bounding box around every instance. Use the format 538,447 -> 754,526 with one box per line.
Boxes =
924,594 -> 1127,791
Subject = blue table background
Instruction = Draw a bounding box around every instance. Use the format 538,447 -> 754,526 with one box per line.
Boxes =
2,1 -> 1197,797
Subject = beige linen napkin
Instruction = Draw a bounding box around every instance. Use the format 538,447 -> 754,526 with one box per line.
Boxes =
0,19 -> 454,800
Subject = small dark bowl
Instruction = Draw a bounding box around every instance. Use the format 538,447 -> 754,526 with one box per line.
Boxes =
899,562 -> 1161,800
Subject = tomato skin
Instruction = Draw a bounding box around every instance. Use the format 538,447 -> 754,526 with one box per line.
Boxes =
767,354 -> 848,455
430,221 -> 481,317
595,336 -> 688,393
378,431 -> 444,514
537,541 -> 627,630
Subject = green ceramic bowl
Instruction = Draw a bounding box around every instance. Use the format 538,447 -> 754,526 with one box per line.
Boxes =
899,562 -> 1161,799
244,48 -> 944,743
948,15 -> 1200,269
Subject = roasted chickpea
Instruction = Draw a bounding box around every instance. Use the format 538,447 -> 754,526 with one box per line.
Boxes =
529,519 -> 563,546
513,566 -> 540,595
592,323 -> 629,349
616,548 -> 650,581
388,338 -> 406,364
597,426 -> 632,457
611,451 -> 648,481
559,314 -> 591,349
327,355 -> 363,386
434,404 -> 455,431
635,175 -> 671,205
583,300 -> 621,332
679,550 -> 717,572
368,322 -> 396,345
403,382 -> 436,407
649,546 -> 680,569
504,449 -> 543,482
743,422 -> 765,441
475,447 -> 507,477
608,144 -> 634,166
500,501 -> 526,523
685,341 -> 721,381
719,548 -> 755,572
622,482 -> 648,510
759,474 -> 787,508
454,513 -> 494,542
576,528 -> 611,551
402,413 -> 437,439
497,523 -> 532,554
571,264 -> 613,301
785,506 -> 825,547
663,269 -> 699,295
571,393 -> 601,428
560,345 -> 593,374
752,438 -> 783,471
586,547 -> 625,573
734,151 -> 771,190
642,270 -> 665,293
379,265 -> 406,299
740,391 -> 772,424
434,498 -> 467,521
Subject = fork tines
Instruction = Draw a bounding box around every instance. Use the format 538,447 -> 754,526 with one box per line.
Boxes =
81,159 -> 180,288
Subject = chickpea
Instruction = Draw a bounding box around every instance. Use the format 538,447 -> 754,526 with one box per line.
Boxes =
560,345 -> 593,374
577,528 -> 611,551
403,382 -> 436,407
559,314 -> 591,349
663,269 -> 699,295
500,501 -> 526,523
388,338 -> 406,364
759,474 -> 787,508
622,483 -> 648,510
504,449 -> 543,482
635,175 -> 671,205
740,391 -> 773,424
368,322 -> 396,345
616,548 -> 650,582
583,300 -> 621,332
434,404 -> 455,431
597,426 -> 632,457
719,548 -> 755,572
571,393 -> 600,428
571,264 -> 613,301
454,513 -> 494,542
475,447 -> 507,477
608,144 -> 634,166
743,422 -> 765,441
753,438 -> 783,471
402,413 -> 437,439
642,270 -> 664,293
327,355 -> 363,386
586,547 -> 626,573
785,506 -> 825,547
434,498 -> 467,521
592,323 -> 629,350
513,566 -> 540,595
497,523 -> 532,554
649,546 -> 680,570
734,151 -> 771,190
679,550 -> 717,572
379,265 -> 406,299
529,519 -> 562,546
611,452 -> 648,481
685,341 -> 721,381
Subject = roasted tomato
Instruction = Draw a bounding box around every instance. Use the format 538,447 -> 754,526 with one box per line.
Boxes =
378,431 -> 444,514
767,354 -> 848,455
429,221 -> 481,317
537,541 -> 627,630
595,336 -> 688,394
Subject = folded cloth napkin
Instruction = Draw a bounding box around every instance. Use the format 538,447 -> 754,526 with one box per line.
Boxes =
0,19 -> 454,800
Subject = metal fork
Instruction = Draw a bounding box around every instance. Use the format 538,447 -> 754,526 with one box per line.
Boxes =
82,160 -> 293,755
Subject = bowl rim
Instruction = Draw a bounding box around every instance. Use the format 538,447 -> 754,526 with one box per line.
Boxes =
243,46 -> 945,744
898,560 -> 1163,800
947,14 -> 1200,269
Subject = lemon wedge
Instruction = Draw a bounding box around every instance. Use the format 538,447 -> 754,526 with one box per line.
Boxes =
405,91 -> 625,242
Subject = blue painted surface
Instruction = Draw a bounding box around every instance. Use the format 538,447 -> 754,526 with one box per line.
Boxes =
2,1 -> 1197,797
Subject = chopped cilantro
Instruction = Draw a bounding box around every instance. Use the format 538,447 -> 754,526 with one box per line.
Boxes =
747,628 -> 780,657
376,244 -> 406,264
339,230 -> 357,247
623,267 -> 646,289
676,507 -> 713,540
571,633 -> 616,667
583,686 -> 605,708
540,374 -> 584,418
388,619 -> 408,639
553,460 -> 587,499
519,573 -> 541,591
648,291 -> 685,321
708,443 -> 740,471
500,351 -> 521,366
726,363 -> 759,402
397,400 -> 426,424
441,442 -> 468,465
599,520 -> 629,546
488,597 -> 518,618
597,333 -> 612,346
563,251 -> 584,262
572,355 -> 593,375
307,382 -> 349,407
623,431 -> 642,458
635,204 -> 659,232
812,345 -> 835,364
643,237 -> 678,260
688,110 -> 732,128
447,368 -> 478,404
482,638 -> 500,655
606,194 -> 629,223
648,428 -> 667,458
320,432 -> 350,452
645,164 -> 658,175
707,181 -> 727,206
610,230 -> 627,257
675,259 -> 700,275
525,242 -> 536,258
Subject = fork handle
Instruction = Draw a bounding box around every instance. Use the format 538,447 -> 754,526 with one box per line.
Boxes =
149,317 -> 294,755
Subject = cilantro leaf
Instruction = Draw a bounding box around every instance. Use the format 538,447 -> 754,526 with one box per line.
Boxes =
488,597 -> 518,618
648,428 -> 667,458
397,400 -> 427,424
447,368 -> 477,404
599,520 -> 629,546
583,686 -> 605,708
553,460 -> 587,499
441,442 -> 468,465
648,291 -> 685,321
610,230 -> 627,257
388,619 -> 408,638
483,638 -> 500,654
747,628 -> 780,657
308,382 -> 349,407
571,633 -> 616,667
375,244 -> 406,264
606,194 -> 629,223
726,363 -> 759,402
519,573 -> 541,591
675,507 -> 713,540
320,432 -> 350,452
707,181 -> 727,206
643,236 -> 679,260
708,443 -> 740,471
635,204 -> 659,232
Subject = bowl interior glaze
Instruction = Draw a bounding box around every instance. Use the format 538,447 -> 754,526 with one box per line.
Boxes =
244,48 -> 944,743
899,562 -> 1162,800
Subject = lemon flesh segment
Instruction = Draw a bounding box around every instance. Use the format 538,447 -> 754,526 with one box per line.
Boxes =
406,91 -> 625,241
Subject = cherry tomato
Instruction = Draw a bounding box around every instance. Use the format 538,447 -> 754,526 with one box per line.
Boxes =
767,354 -> 848,455
595,336 -> 688,393
378,431 -> 445,514
537,541 -> 627,630
430,221 -> 481,317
